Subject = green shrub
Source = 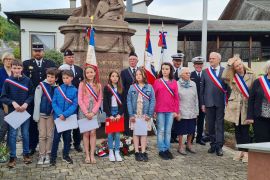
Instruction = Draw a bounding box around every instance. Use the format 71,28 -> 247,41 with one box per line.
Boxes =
224,121 -> 235,134
0,143 -> 9,163
44,49 -> 63,67
13,47 -> 21,59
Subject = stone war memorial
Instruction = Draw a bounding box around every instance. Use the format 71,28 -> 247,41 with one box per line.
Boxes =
60,0 -> 135,84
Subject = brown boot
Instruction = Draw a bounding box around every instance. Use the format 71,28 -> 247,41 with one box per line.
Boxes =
23,154 -> 32,164
7,157 -> 16,168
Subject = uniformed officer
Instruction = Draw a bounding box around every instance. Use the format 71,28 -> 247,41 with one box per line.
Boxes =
170,53 -> 184,143
58,49 -> 84,152
190,56 -> 207,145
23,43 -> 56,155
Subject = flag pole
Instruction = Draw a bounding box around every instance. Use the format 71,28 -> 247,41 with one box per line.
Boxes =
201,0 -> 208,61
144,16 -> 150,67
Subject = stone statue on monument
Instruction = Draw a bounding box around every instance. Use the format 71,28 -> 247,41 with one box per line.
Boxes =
94,0 -> 125,21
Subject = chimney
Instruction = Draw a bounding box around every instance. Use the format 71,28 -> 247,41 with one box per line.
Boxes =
126,0 -> 133,12
70,0 -> 76,8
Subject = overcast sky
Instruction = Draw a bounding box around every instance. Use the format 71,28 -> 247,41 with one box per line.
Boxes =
0,0 -> 229,20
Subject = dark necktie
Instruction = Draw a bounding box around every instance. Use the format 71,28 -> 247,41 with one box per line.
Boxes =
132,68 -> 136,77
37,61 -> 41,67
198,72 -> 200,78
174,68 -> 178,80
213,68 -> 217,76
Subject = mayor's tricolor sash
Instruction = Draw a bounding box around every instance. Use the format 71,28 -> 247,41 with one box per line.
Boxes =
107,84 -> 122,105
234,73 -> 249,98
133,84 -> 150,100
258,75 -> 270,102
206,67 -> 226,94
5,79 -> 28,91
57,86 -> 73,104
86,83 -> 98,102
40,82 -> 52,103
160,78 -> 175,97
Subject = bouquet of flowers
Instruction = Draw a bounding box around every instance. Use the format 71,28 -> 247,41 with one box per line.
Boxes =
95,135 -> 134,157
0,143 -> 9,163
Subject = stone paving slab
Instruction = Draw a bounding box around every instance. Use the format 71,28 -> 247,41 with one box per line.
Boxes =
0,137 -> 247,180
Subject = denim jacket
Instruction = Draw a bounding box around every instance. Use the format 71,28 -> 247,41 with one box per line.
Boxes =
127,83 -> 155,118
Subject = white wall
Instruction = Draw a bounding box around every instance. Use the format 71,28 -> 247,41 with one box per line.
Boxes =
20,18 -> 66,60
129,23 -> 178,69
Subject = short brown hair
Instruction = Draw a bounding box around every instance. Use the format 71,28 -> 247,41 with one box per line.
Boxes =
46,67 -> 59,77
11,60 -> 23,67
62,70 -> 74,78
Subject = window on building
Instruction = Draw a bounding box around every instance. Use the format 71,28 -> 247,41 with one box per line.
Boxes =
30,33 -> 55,51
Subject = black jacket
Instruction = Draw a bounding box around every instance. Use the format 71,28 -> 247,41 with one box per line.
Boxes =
120,68 -> 135,103
247,78 -> 266,119
58,65 -> 83,88
23,59 -> 56,88
103,85 -> 124,117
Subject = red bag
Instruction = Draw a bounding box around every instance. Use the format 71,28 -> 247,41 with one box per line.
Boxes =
105,116 -> 124,134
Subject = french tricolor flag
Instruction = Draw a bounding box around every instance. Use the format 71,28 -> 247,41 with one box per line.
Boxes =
85,27 -> 100,82
144,25 -> 156,85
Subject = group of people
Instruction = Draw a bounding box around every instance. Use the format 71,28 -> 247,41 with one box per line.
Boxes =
0,42 -> 270,169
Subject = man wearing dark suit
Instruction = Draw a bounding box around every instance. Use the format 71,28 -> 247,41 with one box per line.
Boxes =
120,52 -> 138,136
200,52 -> 226,156
190,56 -> 206,145
58,49 -> 83,152
23,43 -> 56,155
170,53 -> 184,143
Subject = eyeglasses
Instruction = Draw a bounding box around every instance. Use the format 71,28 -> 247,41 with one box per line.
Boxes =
4,58 -> 13,61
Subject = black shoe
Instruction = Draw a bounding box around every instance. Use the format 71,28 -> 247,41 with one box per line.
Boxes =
159,151 -> 169,160
216,149 -> 223,156
29,149 -> 36,156
165,150 -> 173,159
170,138 -> 178,143
63,156 -> 73,164
208,147 -> 216,154
74,146 -> 83,153
142,152 -> 148,162
50,158 -> 56,166
135,152 -> 143,161
202,136 -> 210,142
196,140 -> 206,146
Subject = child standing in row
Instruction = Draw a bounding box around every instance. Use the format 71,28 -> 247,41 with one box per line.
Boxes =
103,71 -> 124,162
33,68 -> 59,165
0,60 -> 34,168
78,66 -> 102,164
127,68 -> 155,162
50,70 -> 78,166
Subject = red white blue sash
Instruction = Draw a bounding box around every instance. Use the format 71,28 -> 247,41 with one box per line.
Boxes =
5,79 -> 28,91
258,75 -> 270,102
107,84 -> 122,105
86,83 -> 98,102
39,82 -> 52,103
133,84 -> 150,100
160,78 -> 175,96
206,67 -> 226,94
57,86 -> 73,104
234,73 -> 249,98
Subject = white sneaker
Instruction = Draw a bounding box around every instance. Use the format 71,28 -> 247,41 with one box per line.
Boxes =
44,155 -> 50,164
115,150 -> 122,162
109,150 -> 115,162
37,156 -> 44,165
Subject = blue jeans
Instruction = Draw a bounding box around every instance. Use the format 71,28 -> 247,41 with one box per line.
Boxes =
108,107 -> 120,150
51,128 -> 71,159
9,119 -> 30,158
157,112 -> 173,152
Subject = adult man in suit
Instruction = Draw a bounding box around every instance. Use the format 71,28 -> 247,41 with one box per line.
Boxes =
59,49 -> 84,152
200,52 -> 226,156
120,52 -> 138,136
190,56 -> 206,145
23,43 -> 56,155
170,53 -> 184,143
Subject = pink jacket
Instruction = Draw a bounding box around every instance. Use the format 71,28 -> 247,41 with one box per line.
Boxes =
153,78 -> 179,113
78,82 -> 103,115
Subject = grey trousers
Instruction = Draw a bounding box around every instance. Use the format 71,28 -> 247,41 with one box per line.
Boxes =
206,106 -> 225,149
0,108 -> 8,143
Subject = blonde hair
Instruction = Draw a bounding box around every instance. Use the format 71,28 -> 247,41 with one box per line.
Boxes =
264,60 -> 270,74
1,52 -> 15,63
82,66 -> 101,96
223,54 -> 252,85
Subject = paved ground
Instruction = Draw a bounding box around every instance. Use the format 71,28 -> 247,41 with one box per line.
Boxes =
0,136 -> 247,180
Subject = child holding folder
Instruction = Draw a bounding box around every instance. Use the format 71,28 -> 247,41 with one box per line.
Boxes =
50,70 -> 78,166
103,71 -> 124,162
127,68 -> 155,162
78,66 -> 102,164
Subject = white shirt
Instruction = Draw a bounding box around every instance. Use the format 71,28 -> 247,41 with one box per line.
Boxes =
111,87 -> 118,107
173,66 -> 181,72
129,66 -> 138,73
59,63 -> 75,74
196,71 -> 202,77
35,59 -> 43,67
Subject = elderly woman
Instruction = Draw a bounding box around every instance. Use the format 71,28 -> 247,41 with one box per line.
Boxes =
247,60 -> 270,144
0,52 -> 14,143
175,67 -> 198,155
222,55 -> 256,163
